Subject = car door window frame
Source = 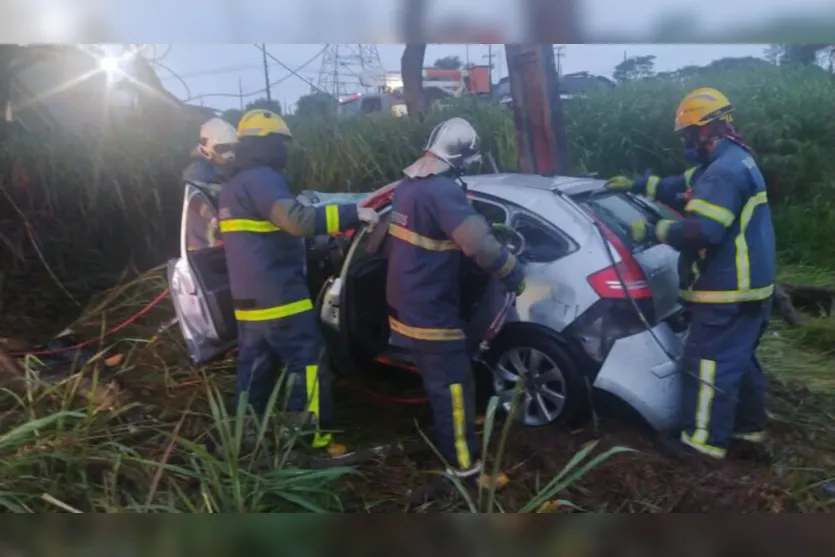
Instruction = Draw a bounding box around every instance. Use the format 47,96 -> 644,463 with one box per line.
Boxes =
182,183 -> 220,255
509,209 -> 577,264
469,195 -> 510,225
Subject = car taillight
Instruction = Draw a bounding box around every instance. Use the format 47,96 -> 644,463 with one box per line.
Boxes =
585,216 -> 652,300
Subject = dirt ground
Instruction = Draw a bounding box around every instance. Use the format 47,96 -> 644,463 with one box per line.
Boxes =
3,269 -> 835,513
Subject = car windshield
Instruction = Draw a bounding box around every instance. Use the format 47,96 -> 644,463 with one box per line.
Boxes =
574,191 -> 677,250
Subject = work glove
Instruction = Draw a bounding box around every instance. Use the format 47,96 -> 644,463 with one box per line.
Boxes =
606,170 -> 654,195
629,219 -> 674,244
357,207 -> 379,231
604,175 -> 635,192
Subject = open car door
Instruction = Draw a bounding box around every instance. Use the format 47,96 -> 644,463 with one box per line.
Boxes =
167,183 -> 237,364
318,210 -> 393,375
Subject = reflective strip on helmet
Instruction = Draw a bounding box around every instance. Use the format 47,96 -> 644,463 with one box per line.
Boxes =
389,317 -> 466,341
238,127 -> 265,137
234,298 -> 313,322
685,199 -> 735,227
325,205 -> 340,234
219,219 -> 280,233
388,223 -> 458,251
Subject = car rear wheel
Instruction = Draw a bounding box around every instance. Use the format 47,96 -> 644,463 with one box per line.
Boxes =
477,323 -> 587,427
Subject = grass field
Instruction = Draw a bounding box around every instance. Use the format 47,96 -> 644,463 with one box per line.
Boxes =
2,61 -> 835,512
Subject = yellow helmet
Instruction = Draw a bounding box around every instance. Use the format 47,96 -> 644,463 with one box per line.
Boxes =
237,109 -> 292,139
674,88 -> 734,132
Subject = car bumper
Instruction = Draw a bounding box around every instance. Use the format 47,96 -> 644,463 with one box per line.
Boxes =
592,321 -> 685,433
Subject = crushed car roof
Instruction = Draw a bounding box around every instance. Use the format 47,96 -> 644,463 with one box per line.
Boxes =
464,173 -> 606,196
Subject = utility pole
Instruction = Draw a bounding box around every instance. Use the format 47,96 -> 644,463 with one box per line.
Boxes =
238,78 -> 244,110
554,45 -> 566,78
465,44 -> 470,68
483,45 -> 495,94
260,43 -> 272,102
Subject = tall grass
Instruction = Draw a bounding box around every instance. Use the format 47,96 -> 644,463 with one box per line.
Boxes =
3,63 -> 834,297
2,61 -> 835,512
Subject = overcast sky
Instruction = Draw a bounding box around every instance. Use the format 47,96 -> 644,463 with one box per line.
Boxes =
155,44 -> 770,112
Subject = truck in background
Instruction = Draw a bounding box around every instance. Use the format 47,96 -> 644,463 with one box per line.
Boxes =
336,65 -> 492,118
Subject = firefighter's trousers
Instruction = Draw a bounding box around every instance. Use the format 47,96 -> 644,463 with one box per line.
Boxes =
236,311 -> 334,448
414,350 -> 481,474
680,300 -> 770,458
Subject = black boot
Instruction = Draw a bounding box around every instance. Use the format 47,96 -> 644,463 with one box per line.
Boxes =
728,432 -> 772,464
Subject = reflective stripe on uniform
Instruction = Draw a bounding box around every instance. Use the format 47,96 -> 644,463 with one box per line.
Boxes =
682,191 -> 772,304
683,166 -> 697,189
645,175 -> 660,200
735,191 -> 768,290
388,223 -> 458,251
234,298 -> 313,322
305,364 -> 332,449
449,383 -> 472,470
680,359 -> 727,459
219,219 -> 280,233
388,317 -> 465,341
325,205 -> 340,234
680,284 -> 773,304
685,199 -> 735,227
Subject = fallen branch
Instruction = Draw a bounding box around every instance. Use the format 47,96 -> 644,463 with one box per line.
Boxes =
774,282 -> 835,326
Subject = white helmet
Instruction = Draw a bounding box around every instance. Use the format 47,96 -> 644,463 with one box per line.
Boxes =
192,117 -> 237,163
403,117 -> 482,179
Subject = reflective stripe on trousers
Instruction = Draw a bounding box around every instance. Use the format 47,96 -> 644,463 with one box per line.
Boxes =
235,298 -> 313,322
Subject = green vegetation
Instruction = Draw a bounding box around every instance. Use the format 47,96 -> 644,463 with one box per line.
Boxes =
1,61 -> 835,513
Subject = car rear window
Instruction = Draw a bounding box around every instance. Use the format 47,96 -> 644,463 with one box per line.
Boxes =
573,192 -> 678,250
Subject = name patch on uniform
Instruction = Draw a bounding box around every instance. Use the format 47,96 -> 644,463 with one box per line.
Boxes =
391,211 -> 408,227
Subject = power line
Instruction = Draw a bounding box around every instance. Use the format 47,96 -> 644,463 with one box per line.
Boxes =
186,46 -> 328,103
149,59 -> 192,101
259,43 -> 272,102
254,44 -> 335,99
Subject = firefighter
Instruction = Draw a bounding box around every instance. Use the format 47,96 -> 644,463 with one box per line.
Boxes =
386,117 -> 526,498
182,117 -> 238,250
218,109 -> 379,455
617,88 -> 776,460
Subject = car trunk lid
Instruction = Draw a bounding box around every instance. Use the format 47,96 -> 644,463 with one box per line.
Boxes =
570,190 -> 682,321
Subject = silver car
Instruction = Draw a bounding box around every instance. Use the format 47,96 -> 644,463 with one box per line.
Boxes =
169,174 -> 687,434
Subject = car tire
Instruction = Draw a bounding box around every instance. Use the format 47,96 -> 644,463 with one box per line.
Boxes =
474,322 -> 588,428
